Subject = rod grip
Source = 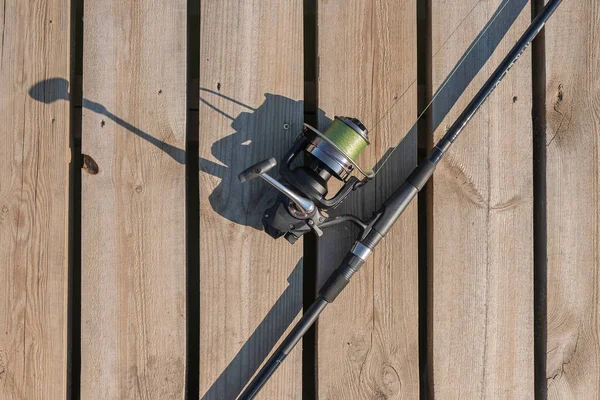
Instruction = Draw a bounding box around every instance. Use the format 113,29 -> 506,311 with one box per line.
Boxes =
319,253 -> 365,302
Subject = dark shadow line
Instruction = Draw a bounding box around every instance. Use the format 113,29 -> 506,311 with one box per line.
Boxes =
66,0 -> 83,398
200,87 -> 256,111
199,96 -> 237,121
198,157 -> 228,178
200,261 -> 303,400
302,0 -> 319,398
417,0 -> 432,398
531,0 -> 548,398
185,0 -> 201,398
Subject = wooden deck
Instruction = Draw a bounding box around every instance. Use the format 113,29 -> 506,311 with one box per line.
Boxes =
0,0 -> 598,398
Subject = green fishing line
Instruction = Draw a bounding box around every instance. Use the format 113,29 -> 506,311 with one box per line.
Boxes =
323,118 -> 369,162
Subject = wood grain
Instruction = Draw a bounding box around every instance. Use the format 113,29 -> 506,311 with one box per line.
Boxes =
429,0 -> 534,397
80,0 -> 187,398
316,0 -> 419,398
198,1 -> 304,399
545,0 -> 600,397
0,1 -> 70,398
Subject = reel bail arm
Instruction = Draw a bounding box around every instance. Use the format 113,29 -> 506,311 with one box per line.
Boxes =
238,158 -> 316,214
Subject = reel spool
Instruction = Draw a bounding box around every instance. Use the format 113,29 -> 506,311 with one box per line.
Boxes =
305,116 -> 371,180
238,116 -> 373,243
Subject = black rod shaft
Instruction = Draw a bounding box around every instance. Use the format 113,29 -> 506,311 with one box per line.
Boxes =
239,0 -> 564,397
369,0 -> 563,239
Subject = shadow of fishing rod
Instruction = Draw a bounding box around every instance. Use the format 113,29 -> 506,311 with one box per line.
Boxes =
28,79 -> 307,230
28,78 -> 187,164
200,260 -> 303,400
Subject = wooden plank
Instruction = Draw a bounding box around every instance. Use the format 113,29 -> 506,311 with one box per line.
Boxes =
316,0 -> 419,398
198,1 -> 304,399
0,0 -> 70,398
429,0 -> 534,397
80,0 -> 187,398
545,0 -> 600,397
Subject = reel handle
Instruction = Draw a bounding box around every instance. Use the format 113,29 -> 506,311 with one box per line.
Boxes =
238,158 -> 277,182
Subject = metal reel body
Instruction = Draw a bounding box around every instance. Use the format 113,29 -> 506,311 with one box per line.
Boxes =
238,116 -> 372,244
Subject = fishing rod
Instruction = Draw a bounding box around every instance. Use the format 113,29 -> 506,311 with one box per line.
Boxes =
237,0 -> 563,398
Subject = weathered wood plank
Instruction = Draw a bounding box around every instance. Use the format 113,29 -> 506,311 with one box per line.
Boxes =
429,0 -> 534,397
316,0 -> 419,398
0,1 -> 70,398
80,0 -> 187,398
545,0 -> 600,397
198,1 -> 304,399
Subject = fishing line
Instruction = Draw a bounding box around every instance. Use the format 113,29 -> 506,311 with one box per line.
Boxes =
368,0 -> 515,175
369,0 -> 488,135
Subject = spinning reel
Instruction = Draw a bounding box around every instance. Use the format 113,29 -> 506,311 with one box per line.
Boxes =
239,116 -> 374,243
